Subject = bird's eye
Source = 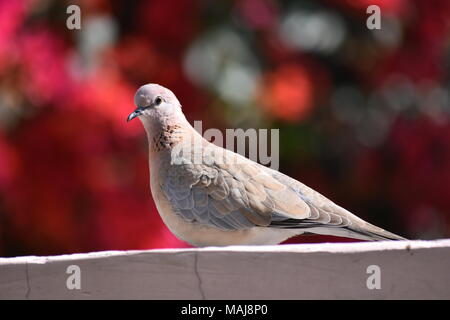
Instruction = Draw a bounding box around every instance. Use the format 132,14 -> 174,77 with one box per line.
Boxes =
154,96 -> 163,105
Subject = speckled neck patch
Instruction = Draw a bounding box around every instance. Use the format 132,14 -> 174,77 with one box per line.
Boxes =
151,124 -> 183,152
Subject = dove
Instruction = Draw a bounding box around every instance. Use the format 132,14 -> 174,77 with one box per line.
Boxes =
127,83 -> 406,246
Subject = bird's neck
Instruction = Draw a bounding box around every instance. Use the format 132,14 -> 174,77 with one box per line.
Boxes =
149,124 -> 186,152
141,114 -> 202,154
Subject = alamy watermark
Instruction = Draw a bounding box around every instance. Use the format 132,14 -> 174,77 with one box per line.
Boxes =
66,4 -> 382,31
66,5 -> 81,30
170,121 -> 280,170
66,264 -> 81,290
366,264 -> 381,290
366,5 -> 381,30
65,4 -> 382,32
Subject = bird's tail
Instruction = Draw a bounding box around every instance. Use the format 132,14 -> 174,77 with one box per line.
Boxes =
325,204 -> 408,241
345,221 -> 407,241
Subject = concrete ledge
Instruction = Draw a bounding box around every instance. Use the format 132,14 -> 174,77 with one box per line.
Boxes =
1,239 -> 449,299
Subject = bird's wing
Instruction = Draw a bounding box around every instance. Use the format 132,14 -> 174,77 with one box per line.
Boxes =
266,170 -> 353,229
162,145 -> 350,231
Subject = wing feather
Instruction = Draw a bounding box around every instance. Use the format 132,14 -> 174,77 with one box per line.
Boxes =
162,146 -> 352,231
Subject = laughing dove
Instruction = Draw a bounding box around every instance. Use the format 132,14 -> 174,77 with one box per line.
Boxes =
127,83 -> 406,246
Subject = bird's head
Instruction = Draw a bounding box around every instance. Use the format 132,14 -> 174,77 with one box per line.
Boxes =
127,84 -> 183,125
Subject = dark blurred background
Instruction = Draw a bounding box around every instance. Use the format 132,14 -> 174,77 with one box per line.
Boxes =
0,0 -> 449,257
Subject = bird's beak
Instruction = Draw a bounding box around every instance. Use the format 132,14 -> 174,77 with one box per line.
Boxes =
127,107 -> 145,122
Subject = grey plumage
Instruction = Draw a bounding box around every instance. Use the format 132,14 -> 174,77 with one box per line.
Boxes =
161,143 -> 405,241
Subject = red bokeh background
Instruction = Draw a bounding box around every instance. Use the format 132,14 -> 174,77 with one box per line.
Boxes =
0,0 -> 449,256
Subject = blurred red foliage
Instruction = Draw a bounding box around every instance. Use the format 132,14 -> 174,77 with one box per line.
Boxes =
259,64 -> 314,122
0,0 -> 449,256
